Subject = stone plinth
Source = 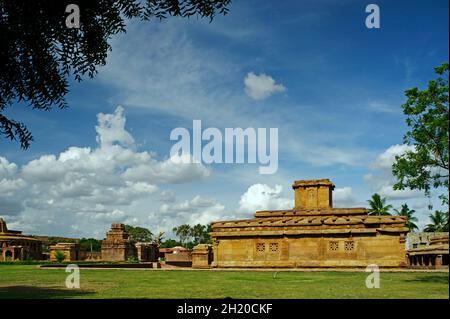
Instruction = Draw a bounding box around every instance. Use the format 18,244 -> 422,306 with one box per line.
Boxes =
192,244 -> 213,268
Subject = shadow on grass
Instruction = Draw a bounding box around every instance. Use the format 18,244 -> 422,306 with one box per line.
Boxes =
405,275 -> 449,284
0,285 -> 95,299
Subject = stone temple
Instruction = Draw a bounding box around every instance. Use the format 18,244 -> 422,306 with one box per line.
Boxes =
210,179 -> 409,268
0,218 -> 42,261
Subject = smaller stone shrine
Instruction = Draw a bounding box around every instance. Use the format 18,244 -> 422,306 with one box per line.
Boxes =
136,242 -> 159,262
192,244 -> 213,269
101,223 -> 136,261
49,243 -> 79,262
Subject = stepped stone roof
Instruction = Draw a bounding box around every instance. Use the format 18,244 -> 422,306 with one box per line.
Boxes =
211,179 -> 408,237
0,218 -> 41,242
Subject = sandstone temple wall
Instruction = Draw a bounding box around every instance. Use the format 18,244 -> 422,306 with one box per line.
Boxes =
212,233 -> 407,268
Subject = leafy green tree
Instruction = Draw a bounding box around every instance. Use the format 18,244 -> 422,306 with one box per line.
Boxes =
78,238 -> 102,252
392,63 -> 449,207
124,225 -> 153,242
159,239 -> 182,248
0,0 -> 231,148
172,224 -> 192,247
367,193 -> 392,216
424,210 -> 449,232
445,212 -> 449,232
393,204 -> 418,232
204,223 -> 212,244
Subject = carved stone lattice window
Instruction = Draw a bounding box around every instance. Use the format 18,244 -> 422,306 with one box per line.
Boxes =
329,241 -> 339,251
256,243 -> 265,253
269,243 -> 279,252
345,241 -> 354,251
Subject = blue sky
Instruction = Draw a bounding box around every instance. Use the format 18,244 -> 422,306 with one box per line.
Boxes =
0,0 -> 448,238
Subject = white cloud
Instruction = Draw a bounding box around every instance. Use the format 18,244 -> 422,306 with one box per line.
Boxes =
377,185 -> 422,200
95,106 -> 135,148
0,157 -> 17,178
91,209 -> 129,222
239,183 -> 292,213
148,195 -> 228,236
244,72 -> 286,100
333,187 -> 357,206
122,154 -> 210,184
366,100 -> 398,114
364,144 -> 422,200
0,106 -> 211,237
369,144 -> 415,170
96,20 -> 371,169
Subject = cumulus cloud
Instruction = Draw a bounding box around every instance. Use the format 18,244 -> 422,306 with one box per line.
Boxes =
0,157 -> 18,179
239,183 -> 292,213
244,72 -> 286,100
364,144 -> 422,200
0,106 -> 211,237
148,195 -> 228,235
333,187 -> 357,206
96,106 -> 135,148
369,144 -> 415,170
122,154 -> 210,184
97,21 -> 372,169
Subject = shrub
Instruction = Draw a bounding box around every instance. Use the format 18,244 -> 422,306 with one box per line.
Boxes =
127,256 -> 138,263
54,250 -> 66,263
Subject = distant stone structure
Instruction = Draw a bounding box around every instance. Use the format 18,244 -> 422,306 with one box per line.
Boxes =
164,246 -> 192,267
0,218 -> 42,261
49,243 -> 79,262
407,233 -> 449,269
406,232 -> 449,249
101,223 -> 158,262
136,242 -> 159,262
192,244 -> 213,268
101,223 -> 137,261
211,179 -> 409,268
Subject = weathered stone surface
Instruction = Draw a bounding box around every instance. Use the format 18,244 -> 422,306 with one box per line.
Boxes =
136,242 -> 159,262
407,233 -> 449,269
0,218 -> 42,261
100,223 -> 159,262
211,179 -> 409,268
101,223 -> 136,261
192,244 -> 213,268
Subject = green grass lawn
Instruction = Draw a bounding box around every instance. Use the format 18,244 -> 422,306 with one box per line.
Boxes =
0,265 -> 448,299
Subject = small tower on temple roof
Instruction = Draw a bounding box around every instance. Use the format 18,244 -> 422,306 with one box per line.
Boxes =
292,179 -> 335,210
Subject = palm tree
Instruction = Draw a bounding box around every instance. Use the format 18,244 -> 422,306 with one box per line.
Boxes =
367,193 -> 392,215
152,231 -> 165,246
424,211 -> 448,232
191,224 -> 207,245
393,204 -> 418,232
172,224 -> 192,247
